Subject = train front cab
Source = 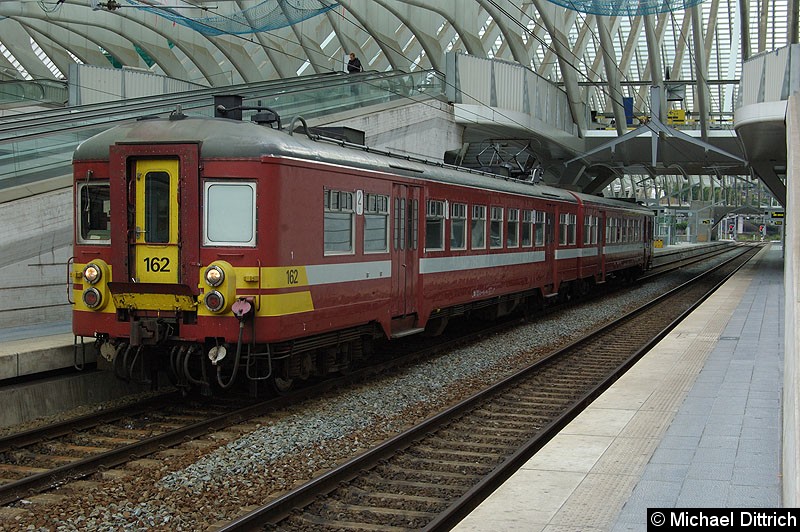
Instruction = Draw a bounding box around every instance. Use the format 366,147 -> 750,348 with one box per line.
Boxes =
110,144 -> 201,340
73,143 -> 205,378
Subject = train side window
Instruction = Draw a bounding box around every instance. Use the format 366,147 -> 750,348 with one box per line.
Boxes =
534,211 -> 545,246
559,213 -> 577,246
323,189 -> 354,255
394,198 -> 405,250
559,213 -> 568,245
77,182 -> 111,244
471,205 -> 486,249
521,210 -> 533,247
569,214 -> 577,245
450,203 -> 467,250
204,182 -> 257,246
607,217 -> 621,244
584,215 -> 598,245
584,215 -> 591,245
490,207 -> 503,249
425,199 -> 445,251
409,199 -> 418,250
364,193 -> 389,253
507,208 -> 519,248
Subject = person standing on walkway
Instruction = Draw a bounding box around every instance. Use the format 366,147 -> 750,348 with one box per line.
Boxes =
347,52 -> 362,95
347,52 -> 362,74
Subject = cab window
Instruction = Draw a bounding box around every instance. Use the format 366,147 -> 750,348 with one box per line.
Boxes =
204,181 -> 257,246
77,182 -> 111,244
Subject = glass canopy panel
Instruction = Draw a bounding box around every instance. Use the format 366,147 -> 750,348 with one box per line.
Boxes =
546,0 -> 704,16
119,0 -> 337,36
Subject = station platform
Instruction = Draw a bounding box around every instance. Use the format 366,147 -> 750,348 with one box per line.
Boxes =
455,243 -> 784,531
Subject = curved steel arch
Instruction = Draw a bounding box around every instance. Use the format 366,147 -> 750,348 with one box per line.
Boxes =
0,0 -> 795,123
371,0 -> 442,70
0,2 -> 220,84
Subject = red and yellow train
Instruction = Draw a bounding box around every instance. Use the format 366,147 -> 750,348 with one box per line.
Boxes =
71,99 -> 654,392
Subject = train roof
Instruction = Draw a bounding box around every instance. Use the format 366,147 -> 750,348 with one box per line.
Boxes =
74,114 -> 652,216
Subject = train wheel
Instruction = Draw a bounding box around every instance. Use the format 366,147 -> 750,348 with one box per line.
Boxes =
270,375 -> 295,395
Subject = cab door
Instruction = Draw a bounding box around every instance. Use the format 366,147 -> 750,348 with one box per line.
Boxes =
131,159 -> 180,284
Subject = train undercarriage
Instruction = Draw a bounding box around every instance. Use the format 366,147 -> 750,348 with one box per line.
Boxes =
91,266 -> 643,395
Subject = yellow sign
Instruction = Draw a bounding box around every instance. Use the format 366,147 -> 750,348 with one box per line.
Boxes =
772,211 -> 785,218
667,109 -> 686,125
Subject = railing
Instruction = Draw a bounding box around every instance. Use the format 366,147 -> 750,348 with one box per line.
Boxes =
737,43 -> 800,107
0,69 -> 445,196
0,79 -> 67,107
445,52 -> 582,137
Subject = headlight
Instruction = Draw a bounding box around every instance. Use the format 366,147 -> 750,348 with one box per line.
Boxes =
83,288 -> 102,309
205,265 -> 224,287
204,290 -> 225,312
83,263 -> 102,284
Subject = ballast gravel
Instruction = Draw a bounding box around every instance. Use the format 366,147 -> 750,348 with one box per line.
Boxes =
0,251 -> 738,531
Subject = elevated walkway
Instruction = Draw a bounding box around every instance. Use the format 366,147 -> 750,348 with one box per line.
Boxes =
0,69 -> 445,202
446,50 -> 791,202
0,79 -> 67,112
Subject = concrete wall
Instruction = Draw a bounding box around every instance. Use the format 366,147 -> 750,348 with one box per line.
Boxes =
68,63 -> 206,106
784,91 -> 800,506
0,371 -> 146,428
317,99 -> 462,161
0,188 -> 73,332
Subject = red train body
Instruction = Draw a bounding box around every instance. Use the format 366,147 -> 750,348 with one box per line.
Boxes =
71,107 -> 653,391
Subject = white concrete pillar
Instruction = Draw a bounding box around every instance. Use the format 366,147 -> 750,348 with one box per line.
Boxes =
784,91 -> 800,506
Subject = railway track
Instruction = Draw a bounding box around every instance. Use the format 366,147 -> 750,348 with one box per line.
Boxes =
217,244 -> 760,531
0,393 -> 267,506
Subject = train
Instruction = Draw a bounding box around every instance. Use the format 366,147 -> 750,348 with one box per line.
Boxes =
71,96 -> 654,393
